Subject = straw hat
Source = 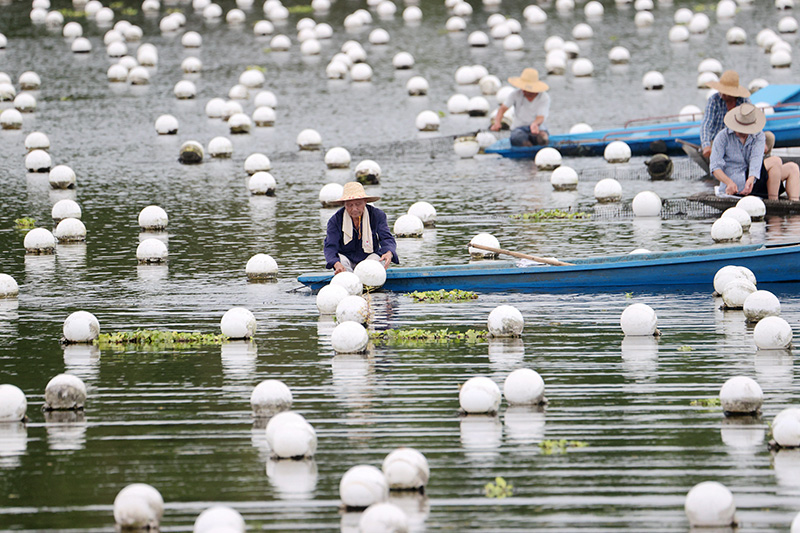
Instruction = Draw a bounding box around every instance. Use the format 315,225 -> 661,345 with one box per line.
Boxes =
508,68 -> 549,93
706,70 -> 750,98
724,103 -> 766,135
331,181 -> 380,205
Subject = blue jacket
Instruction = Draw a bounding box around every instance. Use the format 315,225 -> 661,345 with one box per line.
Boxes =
324,205 -> 399,269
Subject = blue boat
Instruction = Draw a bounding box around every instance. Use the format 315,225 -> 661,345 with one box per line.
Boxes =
297,243 -> 800,293
485,84 -> 800,159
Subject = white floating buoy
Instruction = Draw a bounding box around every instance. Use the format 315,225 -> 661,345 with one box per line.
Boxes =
594,178 -> 622,202
49,165 -> 76,189
771,50 -> 792,68
459,376 -> 501,414
571,58 -> 594,77
353,260 -> 387,289
114,484 -> 164,531
394,214 -> 424,237
44,373 -> 86,410
220,307 -> 256,339
359,502 -> 408,531
711,217 -> 743,243
503,368 -> 545,405
0,274 -> 19,298
445,16 -> 467,32
71,36 -> 92,53
717,0 -> 737,19
324,147 -> 351,169
392,51 -> 414,70
721,207 -> 751,232
688,13 -> 710,33
635,10 -> 654,27
678,105 -> 702,122
721,278 -> 757,309
698,58 -> 723,75
194,506 -> 245,533
208,136 -> 233,158
632,191 -> 661,217
642,71 -> 665,90
743,290 -> 781,323
685,481 -> 736,527
753,316 -> 792,349
297,129 -> 322,150
340,465 -> 388,509
620,303 -> 658,336
174,80 -> 196,99
350,63 -> 373,82
14,93 -> 36,113
772,408 -> 800,448
469,233 -> 500,258
570,123 -> 593,134
245,254 -> 278,280
608,46 -> 630,64
63,21 -> 83,38
534,147 -> 562,171
453,136 -> 480,159
251,379 -> 292,417
584,0 -> 604,17
669,25 -> 690,43
467,31 -> 489,47
727,26 -> 747,44
0,108 -> 23,130
407,202 -> 436,226
54,218 -> 86,243
0,384 -> 27,422
697,71 -> 719,89
336,295 -> 370,324
604,141 -> 631,163
265,411 -> 317,459
319,183 -> 344,207
406,76 -> 429,96
550,166 -> 578,191
523,5 -> 547,23
381,447 -> 429,490
24,228 -> 56,254
331,321 -> 369,353
735,196 -> 766,221
179,141 -> 204,164
316,284 -> 349,314
63,311 -> 100,343
779,15 -> 799,33
331,271 -> 363,295
229,113 -> 252,134
487,305 -> 524,337
415,110 -> 440,132
136,238 -> 168,263
252,106 -> 276,127
713,265 -> 756,295
719,376 -> 763,414
155,114 -> 179,135
138,205 -> 168,231
25,131 -> 50,152
127,66 -> 150,85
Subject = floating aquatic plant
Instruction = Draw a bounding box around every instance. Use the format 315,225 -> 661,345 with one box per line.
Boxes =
95,330 -> 227,350
287,5 -> 313,13
57,8 -> 87,17
539,439 -> 588,455
14,217 -> 36,229
484,477 -> 513,499
677,345 -> 693,352
370,328 -> 488,344
509,209 -> 591,221
408,289 -> 478,302
690,398 -> 721,408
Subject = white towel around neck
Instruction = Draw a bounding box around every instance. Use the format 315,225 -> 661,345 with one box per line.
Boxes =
342,210 -> 373,253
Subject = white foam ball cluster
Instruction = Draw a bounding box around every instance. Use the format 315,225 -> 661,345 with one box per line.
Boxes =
620,303 -> 658,336
459,376 -> 501,414
331,271 -> 362,295
44,373 -> 86,410
220,307 -> 257,339
721,278 -> 756,309
316,284 -> 349,314
265,411 -> 317,458
713,265 -> 756,295
250,379 -> 292,417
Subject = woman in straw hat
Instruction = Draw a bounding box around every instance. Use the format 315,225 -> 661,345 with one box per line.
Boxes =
710,103 -> 766,197
490,68 -> 550,147
324,182 -> 398,274
701,70 -> 751,159
753,131 -> 800,201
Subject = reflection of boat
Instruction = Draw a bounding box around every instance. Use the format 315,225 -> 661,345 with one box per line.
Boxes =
485,84 -> 800,158
298,243 -> 800,293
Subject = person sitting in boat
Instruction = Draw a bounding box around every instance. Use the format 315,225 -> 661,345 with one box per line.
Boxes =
489,68 -> 550,147
324,182 -> 399,274
700,70 -> 751,160
754,131 -> 800,201
710,103 -> 766,197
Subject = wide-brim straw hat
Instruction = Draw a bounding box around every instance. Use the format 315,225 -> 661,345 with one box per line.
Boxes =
707,70 -> 750,98
508,68 -> 549,93
724,103 -> 766,135
331,181 -> 380,205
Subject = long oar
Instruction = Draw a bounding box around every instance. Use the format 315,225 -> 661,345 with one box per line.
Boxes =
468,243 -> 574,266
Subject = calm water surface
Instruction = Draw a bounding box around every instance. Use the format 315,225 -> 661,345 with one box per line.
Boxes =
1,0 -> 800,531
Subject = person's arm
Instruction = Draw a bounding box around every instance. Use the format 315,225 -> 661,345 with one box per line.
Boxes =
372,208 -> 398,268
741,134 -> 766,195
490,104 -> 508,131
324,211 -> 345,271
529,115 -> 545,134
700,97 -> 716,157
530,92 -> 550,134
710,131 -> 739,195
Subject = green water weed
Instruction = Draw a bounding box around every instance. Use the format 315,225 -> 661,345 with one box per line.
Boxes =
95,330 -> 227,350
510,209 -> 591,221
14,217 -> 36,229
484,477 -> 513,498
539,439 -> 588,455
408,289 -> 478,302
370,328 -> 487,344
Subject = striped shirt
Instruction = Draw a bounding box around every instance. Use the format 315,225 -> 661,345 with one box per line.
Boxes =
700,93 -> 751,149
709,128 -> 765,191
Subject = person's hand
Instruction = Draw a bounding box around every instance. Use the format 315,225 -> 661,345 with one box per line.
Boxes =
380,252 -> 393,269
529,123 -> 540,134
702,146 -> 712,159
489,122 -> 501,132
333,262 -> 345,274
742,176 -> 756,195
726,182 -> 739,195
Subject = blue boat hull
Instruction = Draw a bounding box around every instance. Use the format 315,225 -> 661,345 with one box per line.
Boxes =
485,85 -> 800,159
297,243 -> 800,293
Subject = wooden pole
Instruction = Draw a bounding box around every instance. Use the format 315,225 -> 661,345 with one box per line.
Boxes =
469,243 -> 574,266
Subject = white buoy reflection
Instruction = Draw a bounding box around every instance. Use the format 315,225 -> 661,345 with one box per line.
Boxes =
137,230 -> 169,244
632,218 -> 662,249
488,337 -> 525,373
620,335 -> 659,381
503,406 -> 546,446
317,316 -> 336,350
56,242 -> 86,269
250,418 -> 270,462
0,422 -> 27,468
720,417 -> 765,455
24,253 -> 56,282
460,415 -> 502,464
754,349 -> 794,390
220,341 -> 257,384
63,343 -> 100,382
0,298 -> 19,338
44,410 -> 87,452
773,449 -> 800,489
266,458 -> 318,500
331,353 -> 376,415
137,263 -> 168,283
388,492 -> 429,530
340,510 -> 362,533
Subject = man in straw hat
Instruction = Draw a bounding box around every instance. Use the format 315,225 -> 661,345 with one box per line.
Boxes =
701,70 -> 751,159
710,103 -> 766,197
490,68 -> 551,147
324,182 -> 398,274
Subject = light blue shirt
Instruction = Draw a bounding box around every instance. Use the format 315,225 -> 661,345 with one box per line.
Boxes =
709,127 -> 765,190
